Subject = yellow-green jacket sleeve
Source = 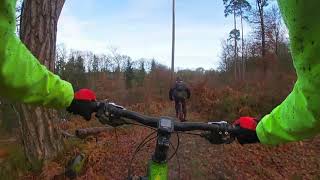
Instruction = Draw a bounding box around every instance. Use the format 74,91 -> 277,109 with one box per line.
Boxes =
256,0 -> 320,145
0,0 -> 74,109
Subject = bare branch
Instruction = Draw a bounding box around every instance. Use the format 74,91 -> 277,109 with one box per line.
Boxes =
75,127 -> 113,139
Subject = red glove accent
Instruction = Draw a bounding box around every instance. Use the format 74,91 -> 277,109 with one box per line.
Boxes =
233,117 -> 257,131
74,89 -> 96,101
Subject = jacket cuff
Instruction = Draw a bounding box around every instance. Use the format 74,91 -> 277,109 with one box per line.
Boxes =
256,116 -> 271,145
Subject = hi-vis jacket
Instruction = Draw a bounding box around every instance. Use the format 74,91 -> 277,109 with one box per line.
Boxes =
0,0 -> 73,109
1,0 -> 320,145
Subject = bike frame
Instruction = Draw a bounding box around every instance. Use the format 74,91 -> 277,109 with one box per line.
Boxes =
147,160 -> 168,180
141,118 -> 173,180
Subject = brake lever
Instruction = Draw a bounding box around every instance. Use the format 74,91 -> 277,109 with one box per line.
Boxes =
108,102 -> 126,110
202,121 -> 235,144
95,101 -> 128,127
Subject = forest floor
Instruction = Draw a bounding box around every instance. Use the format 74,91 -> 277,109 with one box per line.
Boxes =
1,103 -> 320,180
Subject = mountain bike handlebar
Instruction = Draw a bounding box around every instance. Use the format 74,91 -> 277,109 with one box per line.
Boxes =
94,101 -> 240,144
87,101 -> 240,178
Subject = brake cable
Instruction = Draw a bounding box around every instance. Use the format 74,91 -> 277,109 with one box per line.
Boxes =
127,130 -> 157,179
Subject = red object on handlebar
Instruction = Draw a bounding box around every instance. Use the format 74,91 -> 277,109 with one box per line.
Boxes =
233,117 -> 257,131
74,89 -> 96,101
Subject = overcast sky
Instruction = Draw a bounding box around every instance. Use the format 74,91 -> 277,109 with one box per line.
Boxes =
57,0 -> 256,70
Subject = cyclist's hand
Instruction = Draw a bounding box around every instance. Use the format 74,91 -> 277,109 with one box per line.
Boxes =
233,117 -> 260,144
67,89 -> 98,121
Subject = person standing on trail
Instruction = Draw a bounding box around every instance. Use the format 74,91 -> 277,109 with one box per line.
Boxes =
169,77 -> 191,121
1,0 -> 320,146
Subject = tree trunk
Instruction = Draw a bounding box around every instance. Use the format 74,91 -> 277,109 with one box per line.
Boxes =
275,26 -> 279,55
233,7 -> 238,81
260,8 -> 267,74
241,9 -> 245,80
260,11 -> 266,57
257,0 -> 266,57
171,0 -> 175,83
19,0 -> 65,168
257,0 -> 267,74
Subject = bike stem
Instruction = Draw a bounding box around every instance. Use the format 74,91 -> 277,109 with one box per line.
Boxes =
152,130 -> 171,163
152,118 -> 174,163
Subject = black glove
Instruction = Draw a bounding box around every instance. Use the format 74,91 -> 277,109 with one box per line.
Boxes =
66,89 -> 98,121
233,117 -> 260,144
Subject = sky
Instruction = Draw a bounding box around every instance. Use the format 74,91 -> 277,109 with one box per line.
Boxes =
57,0 -> 251,70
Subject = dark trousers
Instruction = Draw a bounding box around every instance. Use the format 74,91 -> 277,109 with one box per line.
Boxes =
174,98 -> 187,120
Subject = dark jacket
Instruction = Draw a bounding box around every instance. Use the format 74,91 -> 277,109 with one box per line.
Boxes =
169,81 -> 191,101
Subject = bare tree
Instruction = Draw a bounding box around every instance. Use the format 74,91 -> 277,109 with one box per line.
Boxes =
249,0 -> 269,57
19,0 -> 66,167
265,5 -> 284,55
255,0 -> 268,57
55,44 -> 67,75
247,0 -> 269,74
223,0 -> 251,80
108,47 -> 122,74
238,0 -> 251,80
219,39 -> 234,72
223,0 -> 239,80
15,0 -> 24,34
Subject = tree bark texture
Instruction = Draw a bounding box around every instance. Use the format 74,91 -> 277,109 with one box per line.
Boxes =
19,0 -> 65,167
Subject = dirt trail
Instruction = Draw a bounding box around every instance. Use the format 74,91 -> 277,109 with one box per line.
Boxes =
23,104 -> 320,179
163,106 -> 235,180
159,105 -> 320,179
